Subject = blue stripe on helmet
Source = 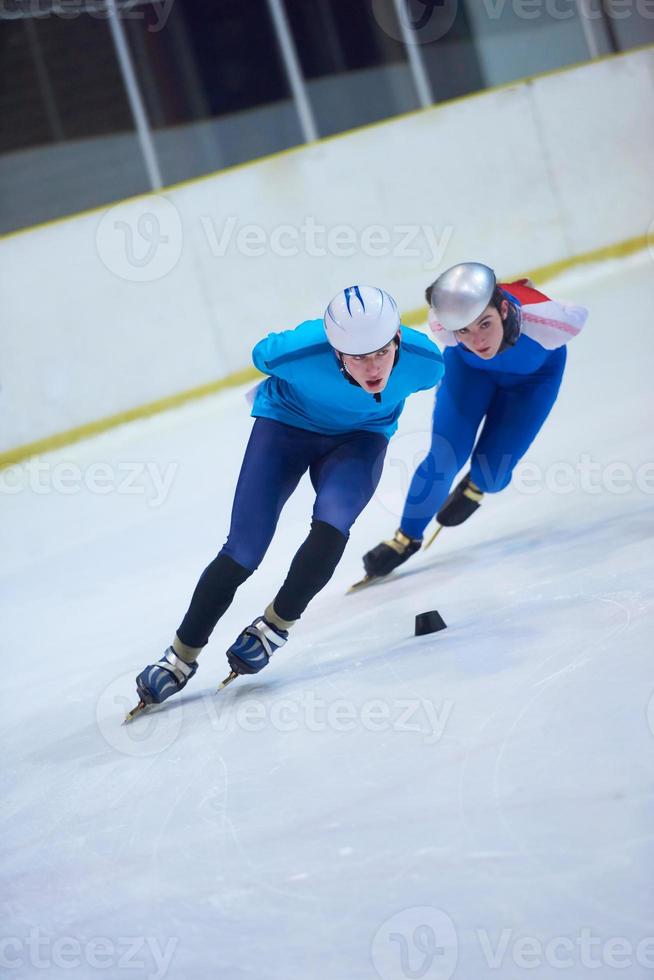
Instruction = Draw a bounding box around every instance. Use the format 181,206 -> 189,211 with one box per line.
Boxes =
344,285 -> 365,315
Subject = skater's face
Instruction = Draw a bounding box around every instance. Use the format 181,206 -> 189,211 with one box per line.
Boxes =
341,334 -> 398,393
455,300 -> 507,359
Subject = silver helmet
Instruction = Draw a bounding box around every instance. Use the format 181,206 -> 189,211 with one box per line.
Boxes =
428,262 -> 497,332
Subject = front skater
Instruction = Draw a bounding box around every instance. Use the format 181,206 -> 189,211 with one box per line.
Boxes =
132,285 -> 443,710
361,262 -> 588,584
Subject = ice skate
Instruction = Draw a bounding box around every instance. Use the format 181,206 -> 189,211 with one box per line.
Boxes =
350,529 -> 422,592
225,615 -> 289,675
124,647 -> 198,723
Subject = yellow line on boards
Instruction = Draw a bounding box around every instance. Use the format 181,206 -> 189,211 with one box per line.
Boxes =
0,368 -> 260,469
400,233 -> 649,327
0,233 -> 649,470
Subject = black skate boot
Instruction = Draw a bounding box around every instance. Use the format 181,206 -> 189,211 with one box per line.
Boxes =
436,473 -> 484,526
349,529 -> 422,592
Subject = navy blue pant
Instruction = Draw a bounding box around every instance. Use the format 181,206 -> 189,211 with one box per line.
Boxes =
177,418 -> 387,647
400,346 -> 566,539
222,418 -> 388,569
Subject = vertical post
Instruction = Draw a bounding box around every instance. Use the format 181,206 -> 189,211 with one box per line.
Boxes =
391,0 -> 434,108
266,0 -> 319,143
574,0 -> 602,59
106,0 -> 163,190
599,0 -> 621,52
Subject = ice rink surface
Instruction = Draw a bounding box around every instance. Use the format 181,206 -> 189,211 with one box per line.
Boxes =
2,253 -> 654,979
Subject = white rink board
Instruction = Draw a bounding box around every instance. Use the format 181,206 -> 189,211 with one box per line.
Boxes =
1,48 -> 653,452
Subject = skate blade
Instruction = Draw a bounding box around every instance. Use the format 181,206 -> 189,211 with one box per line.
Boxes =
423,524 -> 443,551
347,574 -> 387,594
123,701 -> 148,724
216,670 -> 239,692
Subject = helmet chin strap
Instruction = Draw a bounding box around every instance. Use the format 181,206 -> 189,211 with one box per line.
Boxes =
336,337 -> 401,402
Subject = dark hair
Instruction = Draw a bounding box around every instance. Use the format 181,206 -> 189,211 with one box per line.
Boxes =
425,282 -> 434,306
488,285 -> 508,313
495,287 -> 520,346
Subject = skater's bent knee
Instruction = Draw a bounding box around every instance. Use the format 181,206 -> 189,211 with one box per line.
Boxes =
470,465 -> 513,494
309,518 -> 349,547
219,545 -> 264,572
311,508 -> 356,539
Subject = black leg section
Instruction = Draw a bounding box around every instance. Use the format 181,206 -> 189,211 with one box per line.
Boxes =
273,519 -> 348,623
177,553 -> 253,648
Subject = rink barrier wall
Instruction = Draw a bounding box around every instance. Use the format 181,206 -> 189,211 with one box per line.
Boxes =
2,45 -> 653,466
2,42 -> 653,248
1,233 -> 648,470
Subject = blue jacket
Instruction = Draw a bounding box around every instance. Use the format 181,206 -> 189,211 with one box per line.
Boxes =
251,319 -> 443,438
430,279 -> 588,377
455,333 -> 558,375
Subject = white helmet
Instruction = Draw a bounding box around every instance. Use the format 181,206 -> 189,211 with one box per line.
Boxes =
428,262 -> 496,332
324,285 -> 400,355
